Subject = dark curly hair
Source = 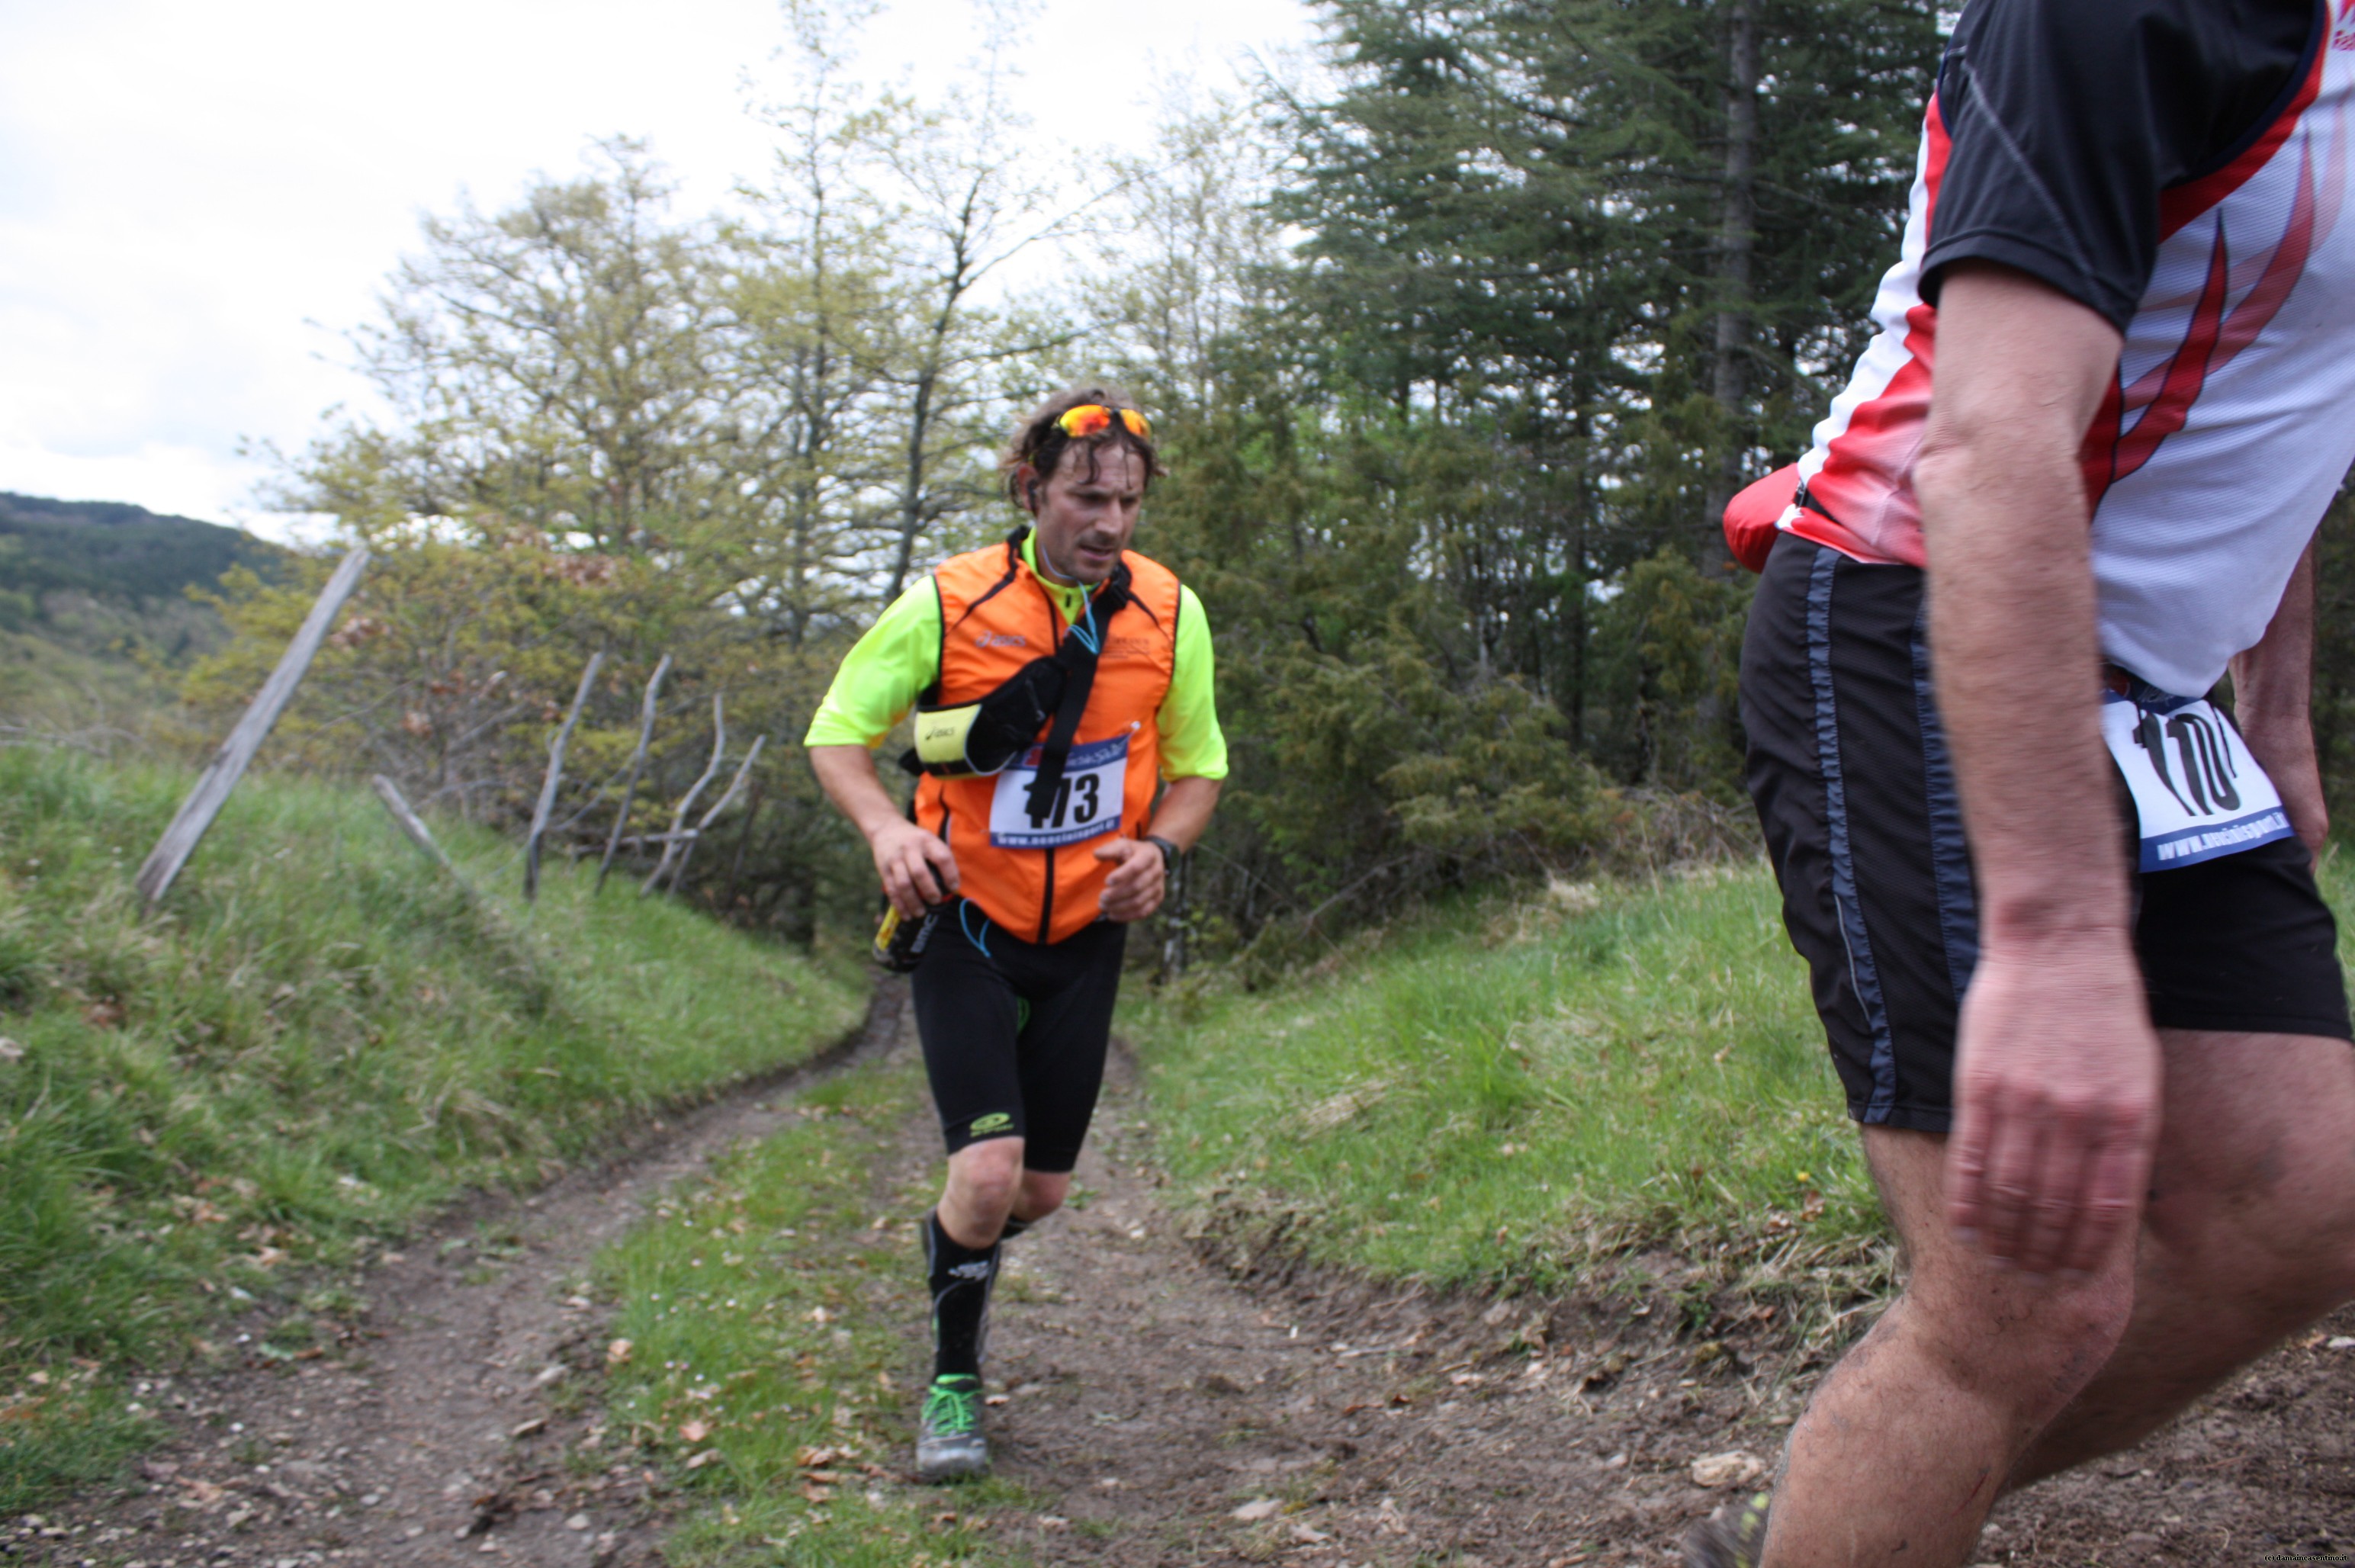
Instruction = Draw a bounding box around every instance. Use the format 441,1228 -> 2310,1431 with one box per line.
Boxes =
1000,383 -> 1166,511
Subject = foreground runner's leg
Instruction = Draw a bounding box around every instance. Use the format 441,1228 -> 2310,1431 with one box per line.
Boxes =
2009,1028 -> 2355,1483
1757,1129 -> 2137,1568
917,1137 -> 1023,1483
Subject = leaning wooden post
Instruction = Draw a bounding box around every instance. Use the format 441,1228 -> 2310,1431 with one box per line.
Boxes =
666,734 -> 766,895
596,654 -> 672,894
371,773 -> 490,908
523,651 -> 605,903
136,547 -> 370,908
371,774 -> 455,872
641,695 -> 727,897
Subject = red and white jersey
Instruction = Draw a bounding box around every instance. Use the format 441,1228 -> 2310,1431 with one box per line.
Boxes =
1786,0 -> 2352,698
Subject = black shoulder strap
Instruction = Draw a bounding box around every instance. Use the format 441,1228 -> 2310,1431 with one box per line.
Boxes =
1022,562 -> 1134,824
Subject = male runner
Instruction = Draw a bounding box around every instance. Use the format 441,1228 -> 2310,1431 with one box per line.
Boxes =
805,385 -> 1225,1483
1703,0 -> 2355,1561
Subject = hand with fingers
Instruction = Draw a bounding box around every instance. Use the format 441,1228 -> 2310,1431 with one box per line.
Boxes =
1094,837 -> 1165,923
872,818 -> 959,917
1946,932 -> 2162,1277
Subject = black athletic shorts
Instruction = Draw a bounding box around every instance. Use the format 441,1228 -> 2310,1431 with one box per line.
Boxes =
911,905 -> 1126,1172
1741,537 -> 2350,1133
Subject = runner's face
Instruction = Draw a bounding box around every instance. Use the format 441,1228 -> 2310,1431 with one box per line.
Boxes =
1026,445 -> 1144,585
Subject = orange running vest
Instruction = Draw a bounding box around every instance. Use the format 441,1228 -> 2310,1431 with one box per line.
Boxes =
915,535 -> 1184,946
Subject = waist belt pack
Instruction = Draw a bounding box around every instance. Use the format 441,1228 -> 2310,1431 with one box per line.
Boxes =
902,557 -> 1134,831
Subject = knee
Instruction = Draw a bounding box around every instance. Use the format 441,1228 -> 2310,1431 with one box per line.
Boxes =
1017,1170 -> 1071,1219
2150,1174 -> 2355,1323
1910,1265 -> 2136,1423
949,1139 -> 1026,1213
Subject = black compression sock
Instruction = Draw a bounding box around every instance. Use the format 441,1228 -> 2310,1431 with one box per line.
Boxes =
924,1210 -> 1001,1381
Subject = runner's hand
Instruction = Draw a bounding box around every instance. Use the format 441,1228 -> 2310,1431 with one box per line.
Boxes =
1947,933 -> 2161,1277
1094,837 -> 1165,922
869,818 -> 958,917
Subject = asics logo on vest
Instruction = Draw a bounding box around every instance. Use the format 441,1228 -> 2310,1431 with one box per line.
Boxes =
974,632 -> 1027,648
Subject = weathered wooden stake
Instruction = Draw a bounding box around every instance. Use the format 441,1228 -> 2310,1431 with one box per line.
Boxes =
370,772 -> 495,911
371,774 -> 455,872
523,651 -> 605,902
136,547 -> 370,907
641,695 -> 726,896
596,654 -> 673,894
666,734 -> 766,895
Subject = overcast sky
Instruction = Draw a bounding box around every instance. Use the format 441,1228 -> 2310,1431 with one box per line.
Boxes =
0,0 -> 1317,540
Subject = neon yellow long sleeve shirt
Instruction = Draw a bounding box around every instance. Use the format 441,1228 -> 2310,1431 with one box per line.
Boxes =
803,535 -> 1229,781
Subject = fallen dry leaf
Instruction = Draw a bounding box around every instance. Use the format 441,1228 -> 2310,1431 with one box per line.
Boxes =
1231,1499 -> 1280,1522
606,1338 -> 632,1367
679,1420 -> 710,1444
686,1448 -> 721,1470
1691,1450 -> 1766,1489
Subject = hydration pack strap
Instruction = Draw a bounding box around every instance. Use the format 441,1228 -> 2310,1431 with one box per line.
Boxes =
901,560 -> 1133,783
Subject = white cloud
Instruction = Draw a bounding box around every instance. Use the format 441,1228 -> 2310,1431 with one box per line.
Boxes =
0,0 -> 1316,534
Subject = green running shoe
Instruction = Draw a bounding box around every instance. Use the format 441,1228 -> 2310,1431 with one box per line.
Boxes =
1682,1490 -> 1772,1568
916,1374 -> 988,1483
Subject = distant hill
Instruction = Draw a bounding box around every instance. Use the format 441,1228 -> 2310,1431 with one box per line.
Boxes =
0,493 -> 293,733
0,491 -> 286,607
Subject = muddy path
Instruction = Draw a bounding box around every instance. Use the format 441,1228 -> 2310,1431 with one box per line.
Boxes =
959,1052 -> 2355,1566
6,982 -> 910,1568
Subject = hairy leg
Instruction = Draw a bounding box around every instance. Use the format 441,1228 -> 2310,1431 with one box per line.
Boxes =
939,1137 -> 1026,1247
2010,1029 -> 2355,1485
937,1141 -> 1073,1246
1762,1129 -> 2135,1568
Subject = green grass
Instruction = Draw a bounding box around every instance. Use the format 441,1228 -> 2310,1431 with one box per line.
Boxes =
1124,867 -> 1884,1294
1129,849 -> 2355,1303
593,1051 -> 1024,1567
0,745 -> 865,1511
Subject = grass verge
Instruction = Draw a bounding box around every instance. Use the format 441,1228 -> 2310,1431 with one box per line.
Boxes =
1125,865 -> 1882,1301
592,1049 -> 1024,1566
0,745 -> 865,1512
1129,850 -> 2355,1313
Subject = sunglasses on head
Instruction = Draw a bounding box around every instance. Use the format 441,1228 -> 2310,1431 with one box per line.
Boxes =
1054,404 -> 1151,440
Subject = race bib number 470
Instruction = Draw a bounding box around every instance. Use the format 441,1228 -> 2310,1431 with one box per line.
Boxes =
988,734 -> 1127,850
2100,691 -> 2294,871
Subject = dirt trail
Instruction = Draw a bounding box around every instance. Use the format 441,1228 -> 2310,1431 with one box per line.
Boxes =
965,1052 -> 2355,1566
16,985 -> 2353,1567
8,982 -> 908,1568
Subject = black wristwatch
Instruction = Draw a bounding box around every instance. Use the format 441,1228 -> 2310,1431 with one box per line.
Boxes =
1145,834 -> 1181,873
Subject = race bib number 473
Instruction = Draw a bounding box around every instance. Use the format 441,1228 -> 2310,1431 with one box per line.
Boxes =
988,734 -> 1127,850
2100,691 -> 2293,872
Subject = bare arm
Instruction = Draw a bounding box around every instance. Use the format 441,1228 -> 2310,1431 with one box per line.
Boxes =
1915,260 -> 2158,1277
1094,776 -> 1224,923
808,744 -> 960,918
2231,541 -> 2327,860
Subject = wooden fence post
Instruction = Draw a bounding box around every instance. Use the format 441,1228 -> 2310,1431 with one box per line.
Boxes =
596,654 -> 673,894
523,651 -> 604,902
371,774 -> 455,872
641,695 -> 727,896
665,734 -> 766,895
135,547 -> 370,908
